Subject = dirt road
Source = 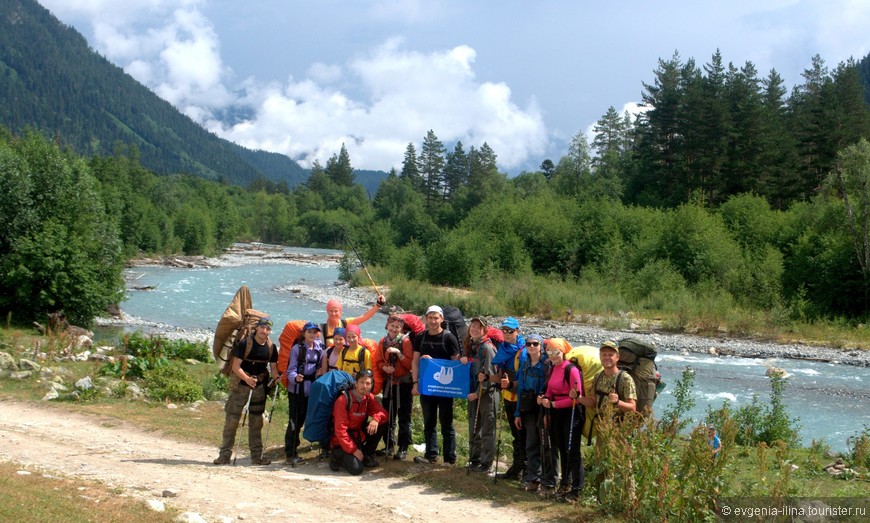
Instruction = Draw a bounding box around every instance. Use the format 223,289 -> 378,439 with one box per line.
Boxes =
0,400 -> 532,522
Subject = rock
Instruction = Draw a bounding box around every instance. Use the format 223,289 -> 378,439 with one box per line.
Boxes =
0,352 -> 16,371
87,353 -> 110,362
41,389 -> 59,401
184,359 -> 199,365
175,513 -> 207,523
50,382 -> 69,392
162,489 -> 179,498
146,499 -> 166,512
19,358 -> 41,371
16,470 -> 31,475
9,371 -> 33,379
166,403 -> 178,409
765,367 -> 791,379
125,382 -> 143,399
75,335 -> 93,349
75,376 -> 94,390
708,347 -> 719,356
75,351 -> 91,362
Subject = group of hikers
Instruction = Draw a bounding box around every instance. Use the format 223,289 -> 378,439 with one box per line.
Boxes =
213,295 -> 652,504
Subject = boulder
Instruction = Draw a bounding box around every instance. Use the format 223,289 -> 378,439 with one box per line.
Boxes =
9,371 -> 33,380
75,376 -> 94,390
41,389 -> 59,401
18,358 -> 41,371
0,351 -> 17,371
125,382 -> 144,399
175,513 -> 207,523
146,499 -> 166,512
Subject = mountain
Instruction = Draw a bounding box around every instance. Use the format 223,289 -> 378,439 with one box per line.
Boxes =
0,0 -> 310,187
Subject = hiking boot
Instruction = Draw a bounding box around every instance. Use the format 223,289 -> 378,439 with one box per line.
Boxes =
375,448 -> 387,457
394,448 -> 408,461
284,455 -> 303,466
363,456 -> 379,468
328,448 -> 342,472
496,463 -> 522,480
212,455 -> 231,465
557,489 -> 580,504
251,456 -> 271,465
442,458 -> 456,466
474,462 -> 493,474
538,485 -> 556,498
521,480 -> 541,492
466,461 -> 480,472
413,456 -> 438,464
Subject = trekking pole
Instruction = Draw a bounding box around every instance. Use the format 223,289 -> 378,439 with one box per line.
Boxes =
567,397 -> 577,461
340,225 -> 381,296
493,382 -> 503,485
262,380 -> 280,449
385,378 -> 394,459
291,378 -> 302,469
467,380 -> 483,476
232,387 -> 253,465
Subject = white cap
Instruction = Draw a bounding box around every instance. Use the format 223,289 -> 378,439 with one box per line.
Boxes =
425,305 -> 444,316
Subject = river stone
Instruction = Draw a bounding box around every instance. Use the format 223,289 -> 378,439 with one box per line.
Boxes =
175,513 -> 206,523
146,499 -> 166,512
75,376 -> 94,390
9,370 -> 33,379
19,358 -> 41,371
51,382 -> 69,392
125,382 -> 143,399
42,389 -> 59,401
0,351 -> 16,370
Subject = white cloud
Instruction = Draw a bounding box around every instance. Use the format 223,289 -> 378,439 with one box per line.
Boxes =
39,0 -> 547,171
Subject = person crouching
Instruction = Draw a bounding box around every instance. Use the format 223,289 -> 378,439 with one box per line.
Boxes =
329,370 -> 388,475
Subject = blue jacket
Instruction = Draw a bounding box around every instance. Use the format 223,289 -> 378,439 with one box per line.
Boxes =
514,352 -> 549,417
492,334 -> 526,370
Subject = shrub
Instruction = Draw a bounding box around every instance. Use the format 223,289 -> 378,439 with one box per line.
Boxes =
660,366 -> 696,435
163,338 -> 211,362
848,427 -> 870,470
144,364 -> 203,402
202,373 -> 229,401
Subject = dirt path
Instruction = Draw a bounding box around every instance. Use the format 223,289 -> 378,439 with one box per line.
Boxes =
0,400 -> 531,523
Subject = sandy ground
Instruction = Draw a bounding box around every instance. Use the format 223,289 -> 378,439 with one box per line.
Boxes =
0,400 -> 532,523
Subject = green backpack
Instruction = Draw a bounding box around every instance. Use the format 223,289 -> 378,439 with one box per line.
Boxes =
616,337 -> 661,416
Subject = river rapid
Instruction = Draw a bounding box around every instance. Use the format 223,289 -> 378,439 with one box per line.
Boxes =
97,245 -> 870,452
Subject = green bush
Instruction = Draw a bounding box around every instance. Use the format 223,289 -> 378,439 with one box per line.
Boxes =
144,363 -> 203,402
848,427 -> 870,470
163,338 -> 211,362
202,372 -> 229,400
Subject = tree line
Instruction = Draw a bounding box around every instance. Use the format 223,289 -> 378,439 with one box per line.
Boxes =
3,50 -> 870,326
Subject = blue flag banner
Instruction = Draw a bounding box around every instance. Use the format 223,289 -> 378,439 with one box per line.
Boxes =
418,358 -> 470,398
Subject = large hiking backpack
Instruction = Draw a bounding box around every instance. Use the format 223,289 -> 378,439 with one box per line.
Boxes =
213,285 -> 271,375
617,337 -> 659,415
303,370 -> 355,443
441,306 -> 467,343
277,320 -> 307,384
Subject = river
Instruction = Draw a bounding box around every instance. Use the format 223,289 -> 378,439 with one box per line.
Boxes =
102,247 -> 870,453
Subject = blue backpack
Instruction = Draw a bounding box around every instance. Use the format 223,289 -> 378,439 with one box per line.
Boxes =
303,370 -> 355,443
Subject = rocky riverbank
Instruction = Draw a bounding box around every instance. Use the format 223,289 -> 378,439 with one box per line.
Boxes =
114,244 -> 870,368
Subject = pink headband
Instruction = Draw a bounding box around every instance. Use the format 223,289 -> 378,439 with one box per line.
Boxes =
346,324 -> 361,337
327,299 -> 343,312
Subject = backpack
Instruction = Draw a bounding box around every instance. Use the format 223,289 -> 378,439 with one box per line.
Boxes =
441,306 -> 468,343
303,370 -> 355,444
326,343 -> 368,373
616,337 -> 659,415
277,320 -> 306,380
486,326 -> 505,344
214,285 -> 271,375
321,319 -> 348,346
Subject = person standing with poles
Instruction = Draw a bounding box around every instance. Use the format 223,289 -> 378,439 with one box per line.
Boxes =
284,322 -> 324,465
540,338 -> 585,503
411,305 -> 461,465
372,315 -> 414,460
491,317 -> 527,481
513,334 -> 553,494
213,316 -> 278,466
462,316 -> 499,474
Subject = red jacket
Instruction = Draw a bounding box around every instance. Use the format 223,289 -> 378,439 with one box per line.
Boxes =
330,391 -> 388,454
371,334 -> 414,395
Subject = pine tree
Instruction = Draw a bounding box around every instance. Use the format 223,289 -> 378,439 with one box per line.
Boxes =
325,143 -> 355,186
443,141 -> 468,201
418,130 -> 446,211
400,142 -> 422,190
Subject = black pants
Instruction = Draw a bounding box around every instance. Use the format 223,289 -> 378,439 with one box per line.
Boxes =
334,423 -> 387,475
420,394 -> 456,462
550,404 -> 585,491
504,399 -> 527,470
380,381 -> 413,450
284,390 -> 308,457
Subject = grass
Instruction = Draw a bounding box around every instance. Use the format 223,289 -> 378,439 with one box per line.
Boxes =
363,266 -> 870,350
0,461 -> 178,523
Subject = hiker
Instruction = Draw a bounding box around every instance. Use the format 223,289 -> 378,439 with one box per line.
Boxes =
329,370 -> 388,475
513,334 -> 554,494
463,316 -> 500,473
411,305 -> 461,465
319,327 -> 347,375
372,314 -> 414,460
321,296 -> 385,347
540,338 -> 585,502
582,340 -> 637,418
709,425 -> 721,458
284,321 -> 324,465
214,316 -> 279,466
491,317 -> 527,480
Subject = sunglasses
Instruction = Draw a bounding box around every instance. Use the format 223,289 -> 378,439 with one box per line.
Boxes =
501,328 -> 516,334
356,369 -> 373,378
527,341 -> 541,347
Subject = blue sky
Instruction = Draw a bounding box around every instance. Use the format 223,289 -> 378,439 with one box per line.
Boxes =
39,1 -> 870,174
